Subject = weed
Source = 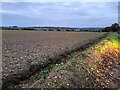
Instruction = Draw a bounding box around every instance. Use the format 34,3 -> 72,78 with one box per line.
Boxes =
61,79 -> 69,88
55,62 -> 65,69
81,50 -> 90,57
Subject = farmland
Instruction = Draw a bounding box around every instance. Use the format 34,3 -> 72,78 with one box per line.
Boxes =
29,32 -> 119,88
2,30 -> 106,88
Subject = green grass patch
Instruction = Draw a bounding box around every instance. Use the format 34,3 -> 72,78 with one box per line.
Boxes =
34,62 -> 65,80
103,32 -> 119,42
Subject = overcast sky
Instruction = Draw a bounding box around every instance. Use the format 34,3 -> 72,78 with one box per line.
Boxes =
1,2 -> 118,27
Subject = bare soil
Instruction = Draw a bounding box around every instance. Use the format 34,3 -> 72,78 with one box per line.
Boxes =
2,30 -> 106,88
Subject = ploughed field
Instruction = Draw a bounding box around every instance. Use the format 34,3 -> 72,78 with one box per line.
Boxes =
2,30 -> 106,83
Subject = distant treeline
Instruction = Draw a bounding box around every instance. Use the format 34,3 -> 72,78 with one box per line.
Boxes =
1,23 -> 120,32
1,26 -> 103,32
1,26 -> 36,30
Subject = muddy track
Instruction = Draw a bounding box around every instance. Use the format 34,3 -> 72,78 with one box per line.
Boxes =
2,33 -> 109,89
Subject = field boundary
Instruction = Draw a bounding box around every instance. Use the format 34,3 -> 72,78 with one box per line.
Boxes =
2,32 -> 109,89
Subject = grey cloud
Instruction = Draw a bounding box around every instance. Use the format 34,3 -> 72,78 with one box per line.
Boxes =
1,2 -> 118,27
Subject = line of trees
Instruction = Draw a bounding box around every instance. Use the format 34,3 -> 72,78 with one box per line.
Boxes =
2,23 -> 120,32
102,23 -> 120,32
